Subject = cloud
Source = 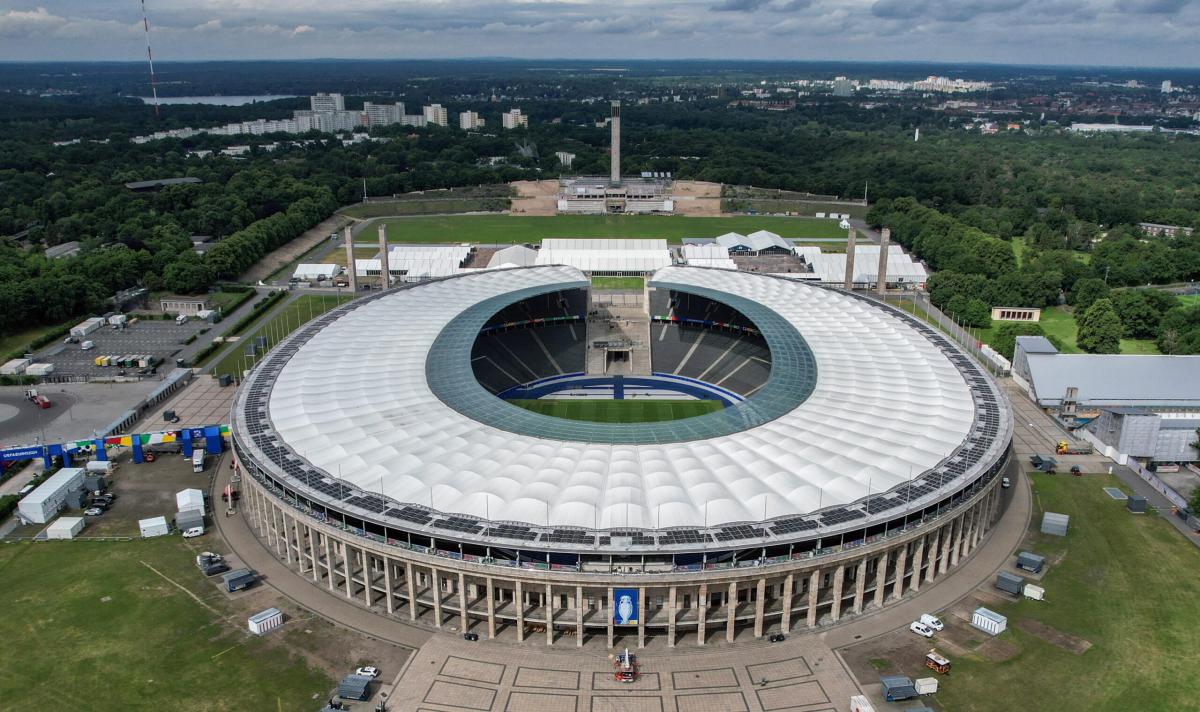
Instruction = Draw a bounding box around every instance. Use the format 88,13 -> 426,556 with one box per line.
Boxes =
0,6 -> 132,38
1115,0 -> 1192,13
871,0 -> 1029,21
711,0 -> 772,11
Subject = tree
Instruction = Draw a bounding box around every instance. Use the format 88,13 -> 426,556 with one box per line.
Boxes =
992,322 -> 1047,361
1076,298 -> 1122,354
1112,289 -> 1177,339
1069,277 -> 1109,312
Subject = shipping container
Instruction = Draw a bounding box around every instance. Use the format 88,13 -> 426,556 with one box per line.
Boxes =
248,607 -> 283,635
1041,512 -> 1069,536
222,568 -> 256,592
25,363 -> 55,376
971,607 -> 1007,635
108,314 -> 128,327
69,318 -> 104,337
0,358 -> 31,375
849,695 -> 876,712
138,516 -> 170,538
85,460 -> 114,475
1016,551 -> 1045,573
1023,583 -> 1045,601
46,516 -> 85,540
915,677 -> 939,695
17,468 -> 85,524
175,509 -> 204,532
880,676 -> 917,702
1127,496 -> 1148,513
996,571 -> 1024,595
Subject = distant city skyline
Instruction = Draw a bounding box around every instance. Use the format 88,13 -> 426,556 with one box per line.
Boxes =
1,1 -> 1200,67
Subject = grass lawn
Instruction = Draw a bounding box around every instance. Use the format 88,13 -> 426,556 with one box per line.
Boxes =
0,538 -> 330,710
212,294 -> 351,379
507,398 -> 723,423
207,289 -> 254,313
1011,237 -> 1025,268
1177,294 -> 1200,307
375,214 -> 848,244
0,322 -> 69,358
934,473 -> 1200,712
592,276 -> 644,290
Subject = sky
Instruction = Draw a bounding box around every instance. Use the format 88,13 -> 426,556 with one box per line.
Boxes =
0,1 -> 1198,67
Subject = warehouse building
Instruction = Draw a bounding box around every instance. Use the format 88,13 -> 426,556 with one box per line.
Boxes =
18,468 -> 85,524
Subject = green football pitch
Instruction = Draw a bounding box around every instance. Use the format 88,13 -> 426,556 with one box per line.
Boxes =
371,214 -> 848,243
507,398 -> 723,423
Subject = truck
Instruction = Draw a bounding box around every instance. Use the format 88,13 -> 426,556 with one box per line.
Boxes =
880,676 -> 917,702
192,448 -> 206,473
222,568 -> 256,592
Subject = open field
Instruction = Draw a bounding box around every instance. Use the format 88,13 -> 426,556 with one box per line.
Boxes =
0,321 -> 69,358
507,398 -> 723,423
592,276 -> 645,290
212,294 -> 351,379
975,306 -> 1160,355
0,538 -> 331,710
932,472 -> 1200,712
374,214 -> 849,244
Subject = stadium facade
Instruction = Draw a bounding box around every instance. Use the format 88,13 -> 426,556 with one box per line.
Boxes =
231,266 -> 1012,646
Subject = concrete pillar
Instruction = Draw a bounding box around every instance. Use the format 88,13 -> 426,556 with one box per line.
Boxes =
892,546 -> 908,599
696,584 -> 707,646
405,561 -> 417,621
925,528 -> 941,583
431,568 -> 442,628
950,517 -> 964,567
546,583 -> 554,645
268,505 -> 280,554
780,574 -> 794,632
843,227 -> 857,289
459,572 -> 469,633
610,100 -> 621,183
637,586 -> 646,649
830,565 -> 845,622
361,549 -> 372,606
667,586 -> 677,648
383,557 -> 395,615
486,577 -> 496,640
308,527 -> 320,582
872,551 -> 888,609
341,542 -> 353,599
576,586 -> 584,647
343,225 -> 357,293
606,585 -> 614,648
324,533 -> 335,591
517,580 -> 526,643
725,582 -> 737,643
876,227 -> 890,296
806,570 -> 820,627
290,517 -> 302,570
852,557 -> 869,614
909,537 -> 925,594
939,522 -> 955,575
377,224 -> 390,289
754,578 -> 767,637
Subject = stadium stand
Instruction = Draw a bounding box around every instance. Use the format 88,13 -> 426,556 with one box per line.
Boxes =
648,289 -> 771,396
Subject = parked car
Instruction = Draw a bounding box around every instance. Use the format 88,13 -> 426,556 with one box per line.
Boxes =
769,633 -> 786,642
1070,465 -> 1082,476
182,527 -> 204,538
87,500 -> 109,510
83,507 -> 104,516
919,613 -> 945,631
1001,477 -> 1011,488
202,563 -> 230,577
463,632 -> 479,642
355,666 -> 380,678
910,621 -> 935,638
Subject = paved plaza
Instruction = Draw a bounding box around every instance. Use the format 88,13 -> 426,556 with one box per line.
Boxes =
143,374 -> 237,430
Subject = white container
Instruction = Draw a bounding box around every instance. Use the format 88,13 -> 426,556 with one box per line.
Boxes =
849,695 -> 876,712
1024,583 -> 1045,601
138,516 -> 170,538
971,607 -> 1008,636
25,363 -> 55,376
46,516 -> 85,540
176,488 -> 206,517
108,314 -> 128,326
915,677 -> 939,695
85,460 -> 114,474
80,340 -> 95,351
70,318 -> 103,337
0,358 -> 31,375
248,607 -> 283,635
192,449 -> 206,473
18,468 -> 85,524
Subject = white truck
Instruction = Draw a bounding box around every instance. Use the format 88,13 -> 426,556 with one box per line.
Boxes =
191,448 -> 206,473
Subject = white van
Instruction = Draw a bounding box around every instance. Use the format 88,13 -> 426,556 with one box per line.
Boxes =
80,340 -> 95,351
175,314 -> 188,325
182,526 -> 205,538
919,613 -> 945,631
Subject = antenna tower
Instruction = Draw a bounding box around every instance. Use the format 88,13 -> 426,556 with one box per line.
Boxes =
141,0 -> 160,116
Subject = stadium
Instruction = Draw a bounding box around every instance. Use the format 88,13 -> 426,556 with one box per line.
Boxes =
231,265 -> 1013,647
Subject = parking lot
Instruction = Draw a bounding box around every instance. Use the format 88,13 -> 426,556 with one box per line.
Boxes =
36,319 -> 209,379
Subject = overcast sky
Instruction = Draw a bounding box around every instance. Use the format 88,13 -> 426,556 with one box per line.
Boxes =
1,1 -> 1198,67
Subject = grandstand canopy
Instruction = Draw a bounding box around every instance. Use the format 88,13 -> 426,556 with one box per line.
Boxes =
536,238 -> 671,274
259,266 -> 980,531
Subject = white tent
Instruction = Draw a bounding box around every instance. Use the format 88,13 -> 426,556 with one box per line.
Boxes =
536,239 -> 671,274
292,263 -> 340,281
139,516 -> 170,538
176,488 -> 206,516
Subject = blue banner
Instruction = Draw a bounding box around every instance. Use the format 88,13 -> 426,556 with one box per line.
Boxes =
613,588 -> 639,625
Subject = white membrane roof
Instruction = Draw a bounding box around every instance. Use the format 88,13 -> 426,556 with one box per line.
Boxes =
263,266 -> 976,530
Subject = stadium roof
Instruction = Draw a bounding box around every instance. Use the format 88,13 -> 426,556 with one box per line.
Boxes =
536,238 -> 671,273
1025,353 -> 1200,408
257,266 -> 980,531
805,249 -> 928,284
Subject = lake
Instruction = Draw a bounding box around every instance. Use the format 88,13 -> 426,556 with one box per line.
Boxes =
134,95 -> 298,106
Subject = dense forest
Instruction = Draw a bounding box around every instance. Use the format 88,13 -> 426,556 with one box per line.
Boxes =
2,65 -> 1200,349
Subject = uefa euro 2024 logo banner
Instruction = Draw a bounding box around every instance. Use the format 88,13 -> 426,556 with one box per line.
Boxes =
614,588 -> 639,625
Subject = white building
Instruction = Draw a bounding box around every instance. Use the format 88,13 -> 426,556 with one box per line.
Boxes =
18,468 -> 85,524
1161,80 -> 1173,94
423,104 -> 448,126
501,108 -> 528,129
555,151 -> 575,168
459,111 -> 485,130
833,77 -> 853,97
291,263 -> 341,282
364,102 -> 405,127
310,92 -> 345,112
